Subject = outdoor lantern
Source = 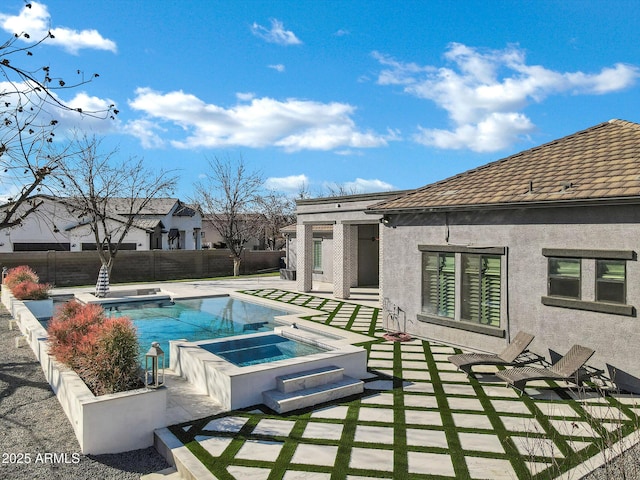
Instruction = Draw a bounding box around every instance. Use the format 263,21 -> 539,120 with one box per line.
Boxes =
144,341 -> 165,388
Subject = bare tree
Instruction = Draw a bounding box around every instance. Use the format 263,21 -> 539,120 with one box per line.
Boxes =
323,182 -> 363,197
256,191 -> 295,250
0,30 -> 117,229
55,136 -> 177,275
194,155 -> 263,276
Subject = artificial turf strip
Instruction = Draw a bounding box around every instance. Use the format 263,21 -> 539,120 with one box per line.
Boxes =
467,374 -> 535,479
421,340 -> 472,479
392,341 -> 409,479
239,288 -> 381,334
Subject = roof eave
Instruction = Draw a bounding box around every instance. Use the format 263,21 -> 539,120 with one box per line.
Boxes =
366,195 -> 640,215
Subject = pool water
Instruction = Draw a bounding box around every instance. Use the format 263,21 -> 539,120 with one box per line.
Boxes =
200,334 -> 329,367
108,297 -> 291,364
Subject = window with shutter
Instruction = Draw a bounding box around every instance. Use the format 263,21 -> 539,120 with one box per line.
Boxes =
461,254 -> 501,326
422,252 -> 455,318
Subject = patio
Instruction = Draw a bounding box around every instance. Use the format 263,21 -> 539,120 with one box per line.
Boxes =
155,284 -> 640,480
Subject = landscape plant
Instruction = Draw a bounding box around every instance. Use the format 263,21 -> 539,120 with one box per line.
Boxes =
47,300 -> 141,395
4,265 -> 51,300
75,317 -> 141,396
3,265 -> 39,289
11,280 -> 51,300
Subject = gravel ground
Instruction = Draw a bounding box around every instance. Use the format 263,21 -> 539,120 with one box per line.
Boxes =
582,440 -> 640,479
0,307 -> 169,480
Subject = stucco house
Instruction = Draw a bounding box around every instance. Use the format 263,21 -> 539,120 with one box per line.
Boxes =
295,119 -> 640,393
0,196 -> 202,252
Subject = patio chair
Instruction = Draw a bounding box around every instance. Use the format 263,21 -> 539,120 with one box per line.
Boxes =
447,331 -> 535,376
496,344 -> 595,392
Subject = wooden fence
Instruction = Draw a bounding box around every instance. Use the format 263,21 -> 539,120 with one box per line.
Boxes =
0,249 -> 284,287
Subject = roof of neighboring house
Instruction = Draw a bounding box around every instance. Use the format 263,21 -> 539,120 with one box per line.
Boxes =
65,215 -> 161,233
109,198 -> 198,217
369,119 -> 640,213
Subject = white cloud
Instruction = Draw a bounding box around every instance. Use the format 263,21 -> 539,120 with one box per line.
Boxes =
343,178 -> 395,193
268,64 -> 286,73
251,19 -> 301,46
264,174 -> 309,193
0,80 -> 118,137
236,92 -> 256,101
125,119 -> 165,149
374,43 -> 640,152
127,88 -> 391,152
414,112 -> 534,152
0,2 -> 117,54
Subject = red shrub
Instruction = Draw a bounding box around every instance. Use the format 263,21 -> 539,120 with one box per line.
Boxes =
11,281 -> 51,300
47,302 -> 105,367
47,301 -> 141,395
4,265 -> 39,289
77,317 -> 140,395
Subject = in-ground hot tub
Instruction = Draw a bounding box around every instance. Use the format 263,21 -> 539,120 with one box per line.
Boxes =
199,333 -> 330,367
170,323 -> 370,411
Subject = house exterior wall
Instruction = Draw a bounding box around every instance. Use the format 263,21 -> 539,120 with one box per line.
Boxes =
381,203 -> 640,392
163,206 -> 202,250
0,200 -> 73,252
0,197 -> 202,251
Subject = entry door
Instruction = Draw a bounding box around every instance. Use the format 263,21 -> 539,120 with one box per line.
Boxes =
357,224 -> 379,286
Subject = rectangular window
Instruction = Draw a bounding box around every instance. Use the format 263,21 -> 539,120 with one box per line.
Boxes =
461,254 -> 501,326
548,257 -> 581,298
596,259 -> 626,304
542,249 -> 634,316
312,239 -> 322,271
422,252 -> 455,318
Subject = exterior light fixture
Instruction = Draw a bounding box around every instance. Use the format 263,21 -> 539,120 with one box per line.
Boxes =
144,341 -> 165,389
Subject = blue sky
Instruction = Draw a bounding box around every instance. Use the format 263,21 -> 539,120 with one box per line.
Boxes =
1,1 -> 639,199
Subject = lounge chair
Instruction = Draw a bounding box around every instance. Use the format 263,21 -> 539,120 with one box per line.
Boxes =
496,344 -> 595,392
448,331 -> 535,375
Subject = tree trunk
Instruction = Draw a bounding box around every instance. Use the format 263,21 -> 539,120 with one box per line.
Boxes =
233,257 -> 241,277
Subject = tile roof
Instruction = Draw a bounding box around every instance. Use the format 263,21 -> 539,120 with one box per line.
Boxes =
370,119 -> 640,212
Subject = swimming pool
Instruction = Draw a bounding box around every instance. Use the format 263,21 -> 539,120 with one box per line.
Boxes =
108,296 -> 292,363
199,333 -> 329,367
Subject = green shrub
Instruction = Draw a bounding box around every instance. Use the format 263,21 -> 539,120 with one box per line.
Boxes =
78,317 -> 140,395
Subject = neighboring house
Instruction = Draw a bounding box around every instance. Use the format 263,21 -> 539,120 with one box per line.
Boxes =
200,213 -> 264,250
201,213 -> 288,251
294,119 -> 640,393
0,196 -> 202,252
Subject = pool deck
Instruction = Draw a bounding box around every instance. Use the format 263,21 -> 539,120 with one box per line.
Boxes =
51,278 -> 640,479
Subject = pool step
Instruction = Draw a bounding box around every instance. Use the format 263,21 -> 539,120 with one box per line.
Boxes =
277,365 -> 345,393
263,366 -> 363,413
